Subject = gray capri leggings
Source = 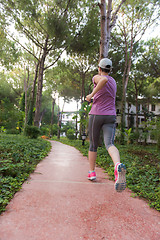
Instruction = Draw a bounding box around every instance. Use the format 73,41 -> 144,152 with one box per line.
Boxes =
89,115 -> 116,152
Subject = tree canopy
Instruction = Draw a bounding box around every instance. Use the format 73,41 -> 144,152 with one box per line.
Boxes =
0,0 -> 160,136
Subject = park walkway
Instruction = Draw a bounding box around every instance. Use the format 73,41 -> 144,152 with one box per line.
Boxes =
0,141 -> 160,240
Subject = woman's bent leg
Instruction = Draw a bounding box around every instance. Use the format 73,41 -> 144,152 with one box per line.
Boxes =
108,145 -> 120,166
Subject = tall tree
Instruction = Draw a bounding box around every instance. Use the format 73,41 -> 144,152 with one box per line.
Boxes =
0,72 -> 23,130
23,65 -> 29,125
45,58 -> 96,104
0,9 -> 20,69
69,0 -> 127,59
1,0 -> 96,126
123,38 -> 160,132
140,38 -> 160,80
116,0 -> 160,131
98,0 -> 126,59
27,61 -> 39,125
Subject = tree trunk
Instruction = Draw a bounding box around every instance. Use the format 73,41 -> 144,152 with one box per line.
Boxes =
127,100 -> 130,129
120,20 -> 134,134
99,0 -> 126,60
135,78 -> 139,131
106,0 -> 112,56
50,98 -> 55,136
27,62 -> 39,125
57,98 -> 65,139
135,83 -> 139,144
75,112 -> 78,139
34,36 -> 48,127
75,101 -> 79,139
34,57 -> 46,127
39,109 -> 46,127
99,0 -> 109,59
120,92 -> 126,129
57,104 -> 61,140
81,73 -> 85,103
24,65 -> 29,126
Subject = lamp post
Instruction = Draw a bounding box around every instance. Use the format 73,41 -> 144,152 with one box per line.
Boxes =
82,132 -> 86,146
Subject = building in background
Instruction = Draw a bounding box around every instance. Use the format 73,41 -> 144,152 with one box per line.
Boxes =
60,99 -> 160,143
60,111 -> 80,137
116,99 -> 160,143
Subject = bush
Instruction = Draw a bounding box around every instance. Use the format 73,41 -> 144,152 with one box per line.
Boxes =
66,128 -> 76,140
24,125 -> 41,139
0,134 -> 51,213
6,129 -> 19,135
0,126 -> 6,133
115,128 -> 125,144
130,130 -> 140,142
40,126 -> 50,136
61,122 -> 76,136
52,124 -> 58,136
154,119 -> 160,150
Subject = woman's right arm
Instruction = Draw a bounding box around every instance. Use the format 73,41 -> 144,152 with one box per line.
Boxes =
86,75 -> 108,102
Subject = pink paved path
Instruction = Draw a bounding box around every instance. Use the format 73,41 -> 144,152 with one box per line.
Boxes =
0,141 -> 160,240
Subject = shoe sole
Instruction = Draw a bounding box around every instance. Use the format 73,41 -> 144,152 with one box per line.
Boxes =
88,176 -> 96,181
115,163 -> 126,192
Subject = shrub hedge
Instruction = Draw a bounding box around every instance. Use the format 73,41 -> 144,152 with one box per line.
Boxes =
24,125 -> 41,139
0,134 -> 51,214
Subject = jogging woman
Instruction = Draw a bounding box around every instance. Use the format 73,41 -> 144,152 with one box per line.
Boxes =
86,58 -> 126,192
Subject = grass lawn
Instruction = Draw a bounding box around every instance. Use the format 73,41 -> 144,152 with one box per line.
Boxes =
56,137 -> 160,212
0,134 -> 51,214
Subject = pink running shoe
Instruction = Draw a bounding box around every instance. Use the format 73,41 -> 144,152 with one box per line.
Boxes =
114,163 -> 126,192
88,171 -> 96,181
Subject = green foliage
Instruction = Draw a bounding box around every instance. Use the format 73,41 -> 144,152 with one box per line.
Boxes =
0,73 -> 23,130
45,57 -> 96,102
52,124 -> 58,136
61,121 -> 76,135
6,129 -> 19,135
46,11 -> 69,43
40,126 -> 50,136
39,91 -> 58,126
19,92 -> 25,112
137,38 -> 160,81
129,130 -> 140,143
58,138 -> 160,211
149,118 -> 160,150
0,126 -> 6,133
66,129 -> 76,140
0,134 -> 51,213
116,128 -> 140,145
40,124 -> 58,137
78,101 -> 91,132
0,97 -> 23,130
124,128 -> 133,144
69,6 -> 100,55
24,125 -> 41,139
115,127 -> 125,145
0,24 -> 20,69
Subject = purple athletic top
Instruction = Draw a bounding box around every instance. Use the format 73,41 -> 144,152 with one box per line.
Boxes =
89,75 -> 117,115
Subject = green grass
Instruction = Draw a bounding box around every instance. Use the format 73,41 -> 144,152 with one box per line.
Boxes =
0,134 -> 51,214
56,137 -> 160,211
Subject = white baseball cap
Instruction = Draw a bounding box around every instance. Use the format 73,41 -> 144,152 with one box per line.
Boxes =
98,58 -> 112,69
